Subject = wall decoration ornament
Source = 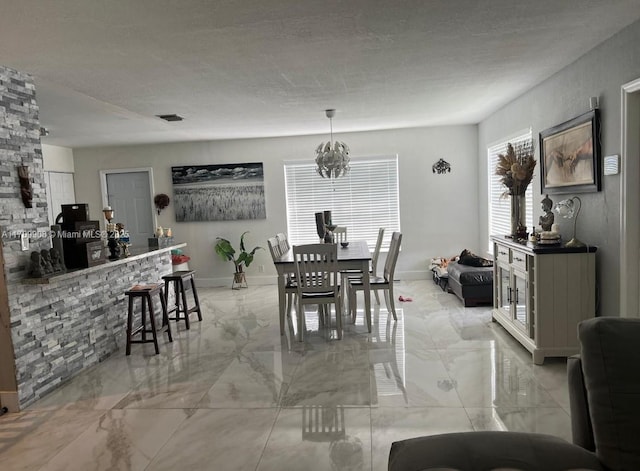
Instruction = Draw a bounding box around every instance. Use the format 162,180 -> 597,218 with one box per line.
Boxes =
432,158 -> 451,174
172,163 -> 266,221
17,165 -> 33,208
539,109 -> 601,194
154,193 -> 170,214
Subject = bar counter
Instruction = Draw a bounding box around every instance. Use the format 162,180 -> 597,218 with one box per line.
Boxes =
8,243 -> 187,409
22,243 -> 187,284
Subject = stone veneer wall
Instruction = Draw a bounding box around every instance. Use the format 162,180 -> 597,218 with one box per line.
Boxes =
1,65 -> 174,409
7,254 -> 173,407
0,65 -> 49,281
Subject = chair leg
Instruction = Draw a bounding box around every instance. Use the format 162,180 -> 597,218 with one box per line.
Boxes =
336,296 -> 343,340
349,286 -> 357,323
386,284 -> 397,321
297,299 -> 304,342
374,289 -> 381,305
146,295 -> 160,355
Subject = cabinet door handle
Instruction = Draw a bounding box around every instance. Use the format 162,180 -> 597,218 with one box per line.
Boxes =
515,288 -> 519,303
499,250 -> 508,256
507,287 -> 512,304
514,256 -> 524,262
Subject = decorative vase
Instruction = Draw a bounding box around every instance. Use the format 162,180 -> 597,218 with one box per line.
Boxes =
510,194 -> 526,239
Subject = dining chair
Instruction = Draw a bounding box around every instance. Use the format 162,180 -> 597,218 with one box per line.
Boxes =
333,226 -> 347,244
348,231 -> 402,326
342,227 -> 385,307
268,237 -> 296,335
293,243 -> 342,342
276,232 -> 290,253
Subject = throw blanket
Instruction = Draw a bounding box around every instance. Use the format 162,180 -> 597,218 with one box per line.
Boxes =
458,249 -> 493,268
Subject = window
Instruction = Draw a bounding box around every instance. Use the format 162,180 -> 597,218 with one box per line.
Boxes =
487,131 -> 533,252
284,155 -> 400,250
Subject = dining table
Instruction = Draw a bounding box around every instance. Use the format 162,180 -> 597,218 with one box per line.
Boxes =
273,239 -> 372,335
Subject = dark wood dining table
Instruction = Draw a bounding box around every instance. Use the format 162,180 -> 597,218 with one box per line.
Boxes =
273,240 -> 373,335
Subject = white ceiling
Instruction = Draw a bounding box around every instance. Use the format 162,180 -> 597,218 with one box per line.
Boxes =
2,0 -> 640,148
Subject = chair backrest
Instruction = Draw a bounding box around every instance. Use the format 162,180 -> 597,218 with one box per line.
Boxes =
276,232 -> 290,252
371,227 -> 385,276
293,243 -> 339,294
333,226 -> 347,243
574,317 -> 640,470
383,232 -> 402,282
267,237 -> 282,261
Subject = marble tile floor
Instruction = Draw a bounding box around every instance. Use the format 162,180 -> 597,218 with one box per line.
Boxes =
0,280 -> 573,471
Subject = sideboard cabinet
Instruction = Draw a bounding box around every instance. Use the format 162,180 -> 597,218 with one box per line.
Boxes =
491,237 -> 597,365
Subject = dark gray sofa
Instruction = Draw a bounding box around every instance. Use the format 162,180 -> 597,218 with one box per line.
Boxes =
446,261 -> 493,307
388,316 -> 640,471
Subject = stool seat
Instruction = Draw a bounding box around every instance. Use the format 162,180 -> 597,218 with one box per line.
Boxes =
125,283 -> 172,355
162,270 -> 202,329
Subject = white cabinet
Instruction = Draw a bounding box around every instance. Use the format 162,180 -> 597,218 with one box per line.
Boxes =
492,237 -> 596,365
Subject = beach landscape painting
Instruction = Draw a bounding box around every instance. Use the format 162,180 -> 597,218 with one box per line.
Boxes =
172,163 -> 266,221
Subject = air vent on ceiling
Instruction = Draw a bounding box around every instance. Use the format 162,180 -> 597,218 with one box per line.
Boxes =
156,114 -> 184,122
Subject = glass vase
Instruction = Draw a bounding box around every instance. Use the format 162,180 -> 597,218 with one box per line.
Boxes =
510,194 -> 526,239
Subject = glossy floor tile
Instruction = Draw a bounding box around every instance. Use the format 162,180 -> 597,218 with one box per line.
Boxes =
0,280 -> 572,470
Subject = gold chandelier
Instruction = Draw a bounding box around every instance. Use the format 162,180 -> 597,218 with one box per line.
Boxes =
315,109 -> 350,179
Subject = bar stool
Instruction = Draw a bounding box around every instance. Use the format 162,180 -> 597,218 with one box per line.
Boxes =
125,283 -> 172,355
162,270 -> 202,329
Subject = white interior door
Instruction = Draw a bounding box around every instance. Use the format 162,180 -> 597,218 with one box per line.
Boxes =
46,172 -> 76,225
105,171 -> 154,248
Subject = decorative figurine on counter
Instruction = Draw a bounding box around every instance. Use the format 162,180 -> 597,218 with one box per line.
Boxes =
40,249 -> 54,274
539,194 -> 555,232
28,251 -> 44,277
50,248 -> 66,273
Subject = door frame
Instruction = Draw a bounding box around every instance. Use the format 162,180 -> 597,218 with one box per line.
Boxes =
99,167 -> 156,230
620,78 -> 640,318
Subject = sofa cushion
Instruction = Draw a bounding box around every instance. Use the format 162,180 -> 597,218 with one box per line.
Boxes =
579,317 -> 640,471
447,261 -> 493,286
389,431 -> 604,471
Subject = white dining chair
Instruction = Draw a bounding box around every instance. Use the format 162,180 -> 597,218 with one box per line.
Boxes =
333,226 -> 347,244
293,243 -> 342,341
342,227 -> 385,308
348,231 -> 402,326
268,237 -> 296,335
276,232 -> 290,253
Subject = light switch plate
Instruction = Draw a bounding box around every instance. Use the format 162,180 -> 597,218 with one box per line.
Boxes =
20,233 -> 29,251
604,154 -> 620,175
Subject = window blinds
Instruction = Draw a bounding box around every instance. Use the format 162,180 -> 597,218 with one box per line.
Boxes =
284,155 -> 400,250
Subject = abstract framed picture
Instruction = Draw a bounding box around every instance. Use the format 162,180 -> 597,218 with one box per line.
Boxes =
539,109 -> 601,194
172,162 -> 266,221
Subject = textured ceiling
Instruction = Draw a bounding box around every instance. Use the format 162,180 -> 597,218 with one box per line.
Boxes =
2,0 -> 640,148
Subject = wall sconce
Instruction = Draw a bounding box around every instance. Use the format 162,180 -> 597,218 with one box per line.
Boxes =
432,158 -> 451,174
554,196 -> 585,247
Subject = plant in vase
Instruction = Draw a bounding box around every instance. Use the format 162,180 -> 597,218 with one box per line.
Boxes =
495,140 -> 536,239
214,232 -> 263,289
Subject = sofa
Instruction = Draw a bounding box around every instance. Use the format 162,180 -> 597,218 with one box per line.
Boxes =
446,261 -> 493,307
388,316 -> 640,471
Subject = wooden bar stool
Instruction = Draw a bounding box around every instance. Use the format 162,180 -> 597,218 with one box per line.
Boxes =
162,270 -> 202,330
125,283 -> 172,355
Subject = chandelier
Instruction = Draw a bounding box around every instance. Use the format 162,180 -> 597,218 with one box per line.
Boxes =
315,109 -> 350,179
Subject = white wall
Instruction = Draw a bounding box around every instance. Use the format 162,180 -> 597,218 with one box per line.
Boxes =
42,144 -> 74,172
478,19 -> 640,317
74,125 -> 479,286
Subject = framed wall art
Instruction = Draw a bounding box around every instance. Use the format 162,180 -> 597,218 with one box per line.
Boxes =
172,162 -> 266,221
539,109 -> 601,194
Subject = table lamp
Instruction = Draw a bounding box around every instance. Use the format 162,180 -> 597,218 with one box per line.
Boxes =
554,196 -> 585,248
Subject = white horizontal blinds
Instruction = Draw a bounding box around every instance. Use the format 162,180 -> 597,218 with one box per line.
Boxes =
487,131 -> 533,251
284,156 -> 400,250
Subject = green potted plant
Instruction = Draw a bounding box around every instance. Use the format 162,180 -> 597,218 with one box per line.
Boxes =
215,231 -> 263,289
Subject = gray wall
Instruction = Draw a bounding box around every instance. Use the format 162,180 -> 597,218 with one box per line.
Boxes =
478,19 -> 640,317
74,125 -> 480,286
